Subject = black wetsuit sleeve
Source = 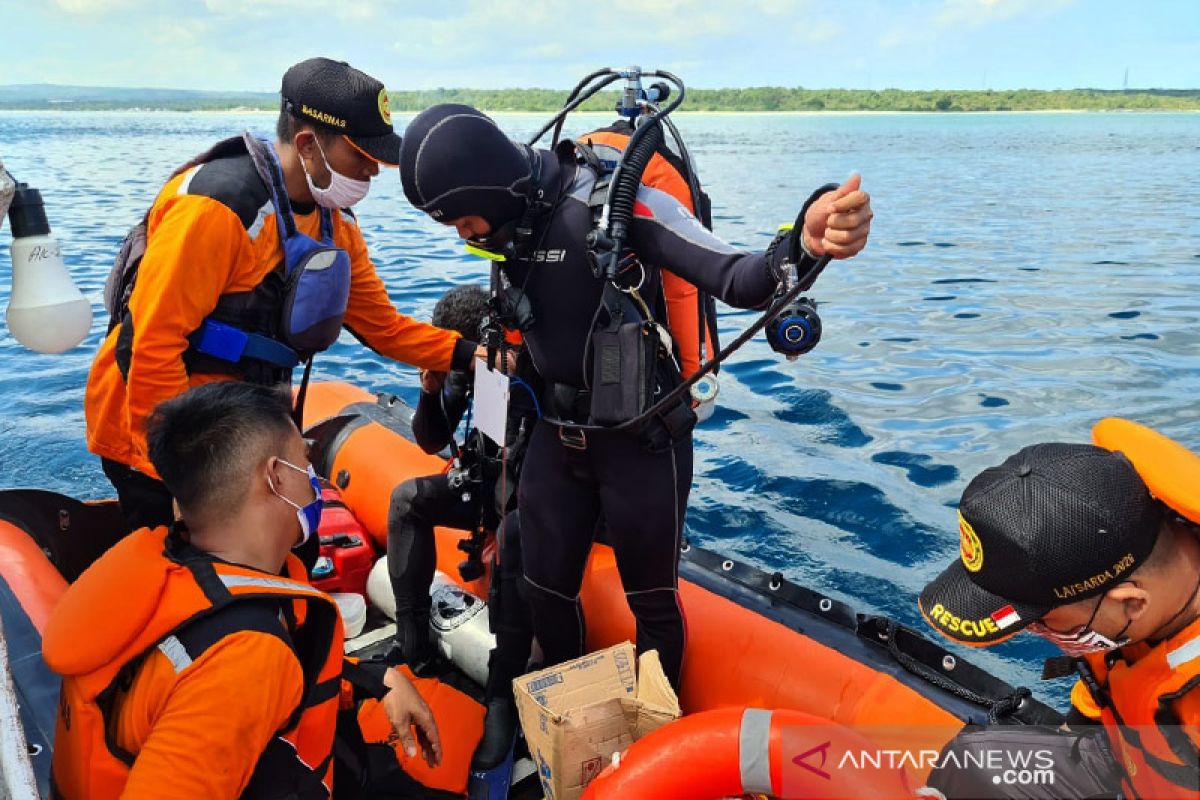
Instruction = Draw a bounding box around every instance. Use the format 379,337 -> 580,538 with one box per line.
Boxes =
342,659 -> 388,700
628,185 -> 819,310
450,338 -> 478,372
411,370 -> 471,454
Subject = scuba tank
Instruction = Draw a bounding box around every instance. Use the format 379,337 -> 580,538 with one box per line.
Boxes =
366,558 -> 496,687
365,555 -> 396,618
4,177 -> 93,354
430,571 -> 494,687
520,67 -> 834,438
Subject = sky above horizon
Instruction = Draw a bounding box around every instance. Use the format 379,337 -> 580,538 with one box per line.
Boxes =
1,0 -> 1197,92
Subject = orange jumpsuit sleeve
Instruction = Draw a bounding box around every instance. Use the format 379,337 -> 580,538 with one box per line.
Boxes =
123,194 -> 253,475
119,631 -> 303,800
339,219 -> 473,372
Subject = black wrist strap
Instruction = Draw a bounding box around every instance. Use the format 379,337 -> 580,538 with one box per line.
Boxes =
767,182 -> 839,287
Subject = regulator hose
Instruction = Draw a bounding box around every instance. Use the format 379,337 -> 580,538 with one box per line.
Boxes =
602,118 -> 664,266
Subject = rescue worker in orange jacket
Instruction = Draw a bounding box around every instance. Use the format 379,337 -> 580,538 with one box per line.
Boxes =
918,419 -> 1200,799
44,381 -> 442,799
86,57 -> 481,533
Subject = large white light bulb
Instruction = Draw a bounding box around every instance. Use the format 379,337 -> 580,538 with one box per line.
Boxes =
6,184 -> 93,354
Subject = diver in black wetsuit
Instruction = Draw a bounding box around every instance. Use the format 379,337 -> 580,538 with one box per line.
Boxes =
387,283 -> 535,659
386,284 -> 537,779
388,284 -> 489,665
398,104 -> 873,690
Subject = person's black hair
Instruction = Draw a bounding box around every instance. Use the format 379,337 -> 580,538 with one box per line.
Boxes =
432,284 -> 490,342
276,104 -> 338,145
276,103 -> 292,143
146,382 -> 296,518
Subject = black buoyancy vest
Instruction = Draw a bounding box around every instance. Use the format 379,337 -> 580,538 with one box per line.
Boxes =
109,133 -> 351,386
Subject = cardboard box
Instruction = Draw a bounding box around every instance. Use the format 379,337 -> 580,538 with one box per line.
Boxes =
513,641 -> 681,800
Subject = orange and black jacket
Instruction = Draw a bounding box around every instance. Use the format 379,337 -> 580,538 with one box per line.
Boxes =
43,525 -> 348,799
579,123 -> 717,380
1073,617 -> 1200,798
85,143 -> 475,477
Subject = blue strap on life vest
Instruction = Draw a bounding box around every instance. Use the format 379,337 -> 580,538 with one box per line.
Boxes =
253,133 -> 335,255
190,320 -> 301,369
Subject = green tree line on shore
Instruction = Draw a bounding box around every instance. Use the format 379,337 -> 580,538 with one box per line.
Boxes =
2,86 -> 1197,112
386,87 -> 1200,113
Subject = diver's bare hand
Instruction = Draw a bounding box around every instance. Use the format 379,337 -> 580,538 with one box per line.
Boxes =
419,369 -> 447,393
472,345 -> 518,374
803,174 -> 873,259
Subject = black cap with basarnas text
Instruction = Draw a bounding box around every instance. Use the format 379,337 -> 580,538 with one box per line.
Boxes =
918,442 -> 1164,646
281,57 -> 400,167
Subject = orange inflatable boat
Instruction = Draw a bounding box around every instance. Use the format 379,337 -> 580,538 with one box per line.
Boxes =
0,381 -> 1060,798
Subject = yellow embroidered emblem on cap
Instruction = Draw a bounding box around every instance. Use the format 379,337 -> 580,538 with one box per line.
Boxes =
959,512 -> 983,573
378,88 -> 392,126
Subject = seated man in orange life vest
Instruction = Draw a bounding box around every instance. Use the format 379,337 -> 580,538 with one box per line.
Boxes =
43,381 -> 441,799
918,419 -> 1200,800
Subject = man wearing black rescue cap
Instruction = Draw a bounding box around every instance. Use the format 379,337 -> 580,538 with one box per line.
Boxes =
86,59 -> 482,533
398,103 -> 874,699
282,56 -> 403,167
919,418 -> 1200,799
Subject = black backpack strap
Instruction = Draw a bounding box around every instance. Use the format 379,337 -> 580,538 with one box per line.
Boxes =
567,138 -> 608,177
92,596 -> 295,770
1152,676 -> 1200,783
167,598 -> 293,671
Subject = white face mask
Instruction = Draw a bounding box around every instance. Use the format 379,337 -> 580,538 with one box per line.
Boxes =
1028,594 -> 1133,657
299,136 -> 371,209
1029,622 -> 1131,657
267,459 -> 324,548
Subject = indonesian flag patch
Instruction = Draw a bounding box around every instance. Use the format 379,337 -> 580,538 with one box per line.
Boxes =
991,605 -> 1021,629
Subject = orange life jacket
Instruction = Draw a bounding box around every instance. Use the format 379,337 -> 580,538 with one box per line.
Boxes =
578,124 -> 718,380
356,664 -> 486,795
1082,417 -> 1200,798
1077,618 -> 1200,799
42,526 -> 344,799
1070,677 -> 1103,721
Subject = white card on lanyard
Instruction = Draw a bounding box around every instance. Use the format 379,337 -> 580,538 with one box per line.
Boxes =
473,359 -> 510,447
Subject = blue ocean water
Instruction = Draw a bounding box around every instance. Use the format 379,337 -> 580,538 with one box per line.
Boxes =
1,110 -> 1197,704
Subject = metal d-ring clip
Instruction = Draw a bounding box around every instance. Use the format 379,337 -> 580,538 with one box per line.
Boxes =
559,425 -> 588,451
617,260 -> 647,294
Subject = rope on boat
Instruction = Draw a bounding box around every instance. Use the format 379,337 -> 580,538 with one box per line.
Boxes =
884,619 -> 1033,724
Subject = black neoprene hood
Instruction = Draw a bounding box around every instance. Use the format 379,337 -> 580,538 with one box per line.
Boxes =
399,104 -> 532,227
